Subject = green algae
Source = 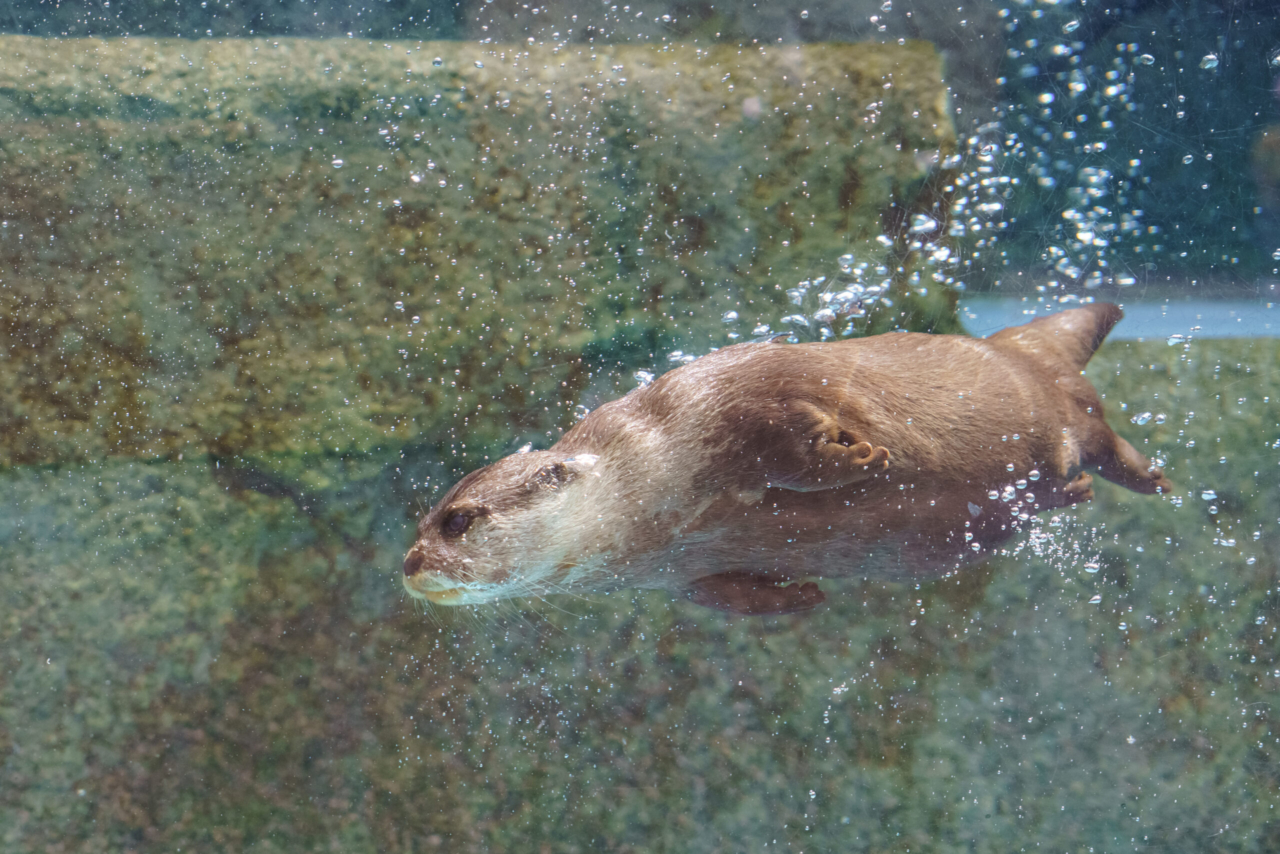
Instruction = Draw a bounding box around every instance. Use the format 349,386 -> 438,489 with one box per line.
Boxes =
0,36 -> 957,471
2,337 -> 1279,852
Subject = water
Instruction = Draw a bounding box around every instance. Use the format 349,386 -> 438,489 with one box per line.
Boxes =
962,297 -> 1280,339
3,2 -> 1280,851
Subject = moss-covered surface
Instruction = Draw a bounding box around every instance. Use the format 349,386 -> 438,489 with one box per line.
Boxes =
0,36 -> 958,472
2,336 -> 1279,852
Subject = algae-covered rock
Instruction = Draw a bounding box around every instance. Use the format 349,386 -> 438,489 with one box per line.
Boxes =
3,338 -> 1279,851
0,36 -> 957,470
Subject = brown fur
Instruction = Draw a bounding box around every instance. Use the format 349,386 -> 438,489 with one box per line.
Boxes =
403,303 -> 1171,615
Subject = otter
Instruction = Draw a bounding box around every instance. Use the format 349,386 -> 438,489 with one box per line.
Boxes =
403,303 -> 1171,615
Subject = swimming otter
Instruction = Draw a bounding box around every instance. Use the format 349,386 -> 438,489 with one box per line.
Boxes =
403,303 -> 1171,615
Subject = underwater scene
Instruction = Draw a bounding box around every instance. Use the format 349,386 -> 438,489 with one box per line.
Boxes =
3,1 -> 1280,851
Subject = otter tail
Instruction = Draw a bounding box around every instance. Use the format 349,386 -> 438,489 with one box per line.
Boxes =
985,302 -> 1123,372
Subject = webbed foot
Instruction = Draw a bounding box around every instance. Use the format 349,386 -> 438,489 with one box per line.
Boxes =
1097,434 -> 1174,495
1061,472 -> 1095,505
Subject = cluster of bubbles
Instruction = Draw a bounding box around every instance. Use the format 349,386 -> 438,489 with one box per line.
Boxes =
685,0 -> 1280,368
998,489 -> 1112,604
991,1 -> 1196,291
718,138 -> 1014,347
765,245 -> 899,343
710,0 -> 1186,363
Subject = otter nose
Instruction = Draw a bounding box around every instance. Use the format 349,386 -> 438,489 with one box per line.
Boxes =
403,547 -> 426,578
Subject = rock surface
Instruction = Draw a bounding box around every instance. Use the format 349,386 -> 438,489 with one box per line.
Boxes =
2,338 -> 1278,852
0,36 -> 957,468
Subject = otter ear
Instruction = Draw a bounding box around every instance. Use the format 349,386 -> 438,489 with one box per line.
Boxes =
531,462 -> 569,488
532,455 -> 597,490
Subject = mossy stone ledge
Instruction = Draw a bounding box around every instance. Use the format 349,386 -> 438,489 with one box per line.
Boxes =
0,36 -> 956,468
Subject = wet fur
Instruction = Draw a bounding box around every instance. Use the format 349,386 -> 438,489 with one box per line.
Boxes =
404,304 -> 1171,615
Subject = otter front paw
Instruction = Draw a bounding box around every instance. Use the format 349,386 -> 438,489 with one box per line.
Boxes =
818,438 -> 890,475
771,432 -> 891,492
685,572 -> 826,615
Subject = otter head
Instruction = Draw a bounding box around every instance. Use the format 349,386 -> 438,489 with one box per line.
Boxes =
402,450 -> 601,605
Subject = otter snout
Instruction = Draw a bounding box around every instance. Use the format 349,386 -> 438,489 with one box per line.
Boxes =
402,543 -> 491,605
403,546 -> 426,577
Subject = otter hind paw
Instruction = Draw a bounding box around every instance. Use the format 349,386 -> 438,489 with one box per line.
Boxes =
1096,434 -> 1176,496
1061,472 -> 1095,505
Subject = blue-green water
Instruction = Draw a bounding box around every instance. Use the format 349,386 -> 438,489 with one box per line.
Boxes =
3,0 -> 1280,850
962,298 -> 1280,339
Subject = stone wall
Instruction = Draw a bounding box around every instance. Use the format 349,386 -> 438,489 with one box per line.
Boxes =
0,36 -> 958,469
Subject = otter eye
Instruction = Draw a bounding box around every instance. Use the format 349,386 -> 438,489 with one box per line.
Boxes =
442,511 -> 472,537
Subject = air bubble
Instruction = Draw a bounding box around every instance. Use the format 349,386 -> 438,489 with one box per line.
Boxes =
432,57 -> 443,67
1062,20 -> 1079,33
722,311 -> 739,323
800,9 -> 809,19
1138,54 -> 1155,65
1131,411 -> 1153,425
1199,54 -> 1219,70
909,214 -> 938,234
1089,594 -> 1102,604
331,158 -> 344,168
1201,489 -> 1217,501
